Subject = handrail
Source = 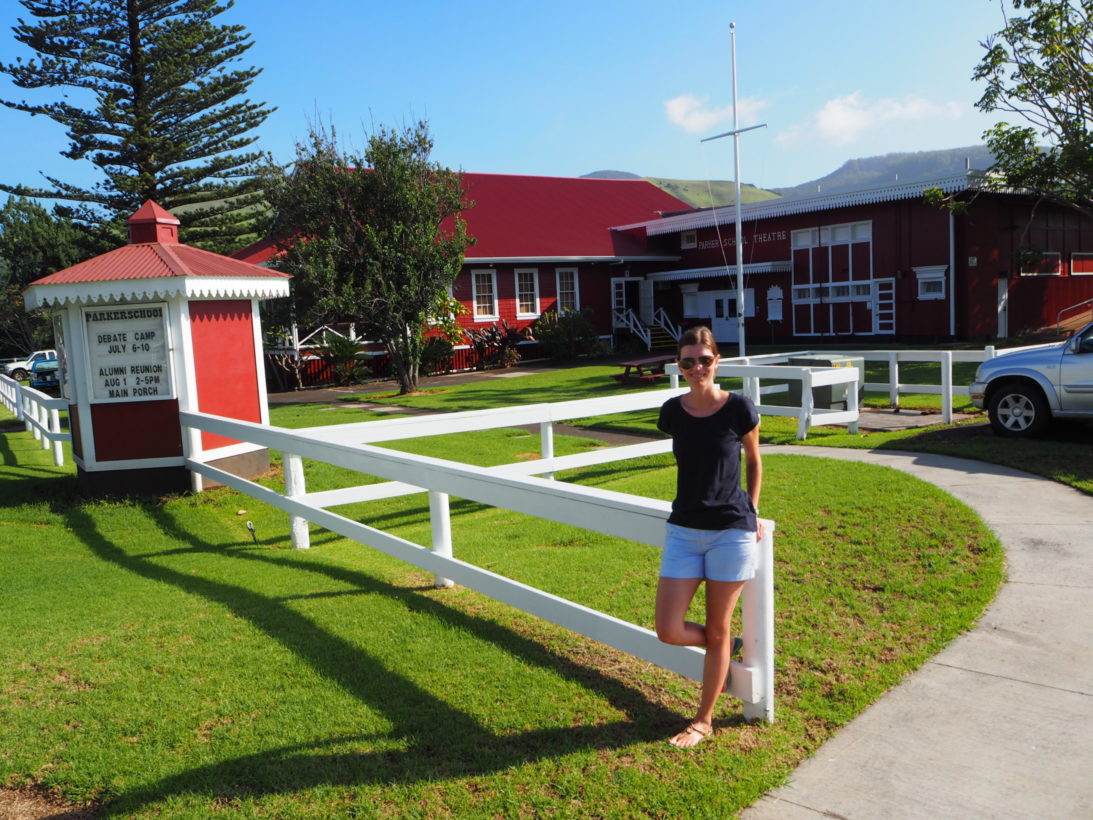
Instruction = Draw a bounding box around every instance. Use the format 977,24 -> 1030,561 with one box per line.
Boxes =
612,308 -> 651,349
652,307 -> 681,342
1056,298 -> 1093,334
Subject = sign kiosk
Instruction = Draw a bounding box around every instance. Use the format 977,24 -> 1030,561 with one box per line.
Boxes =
23,201 -> 291,495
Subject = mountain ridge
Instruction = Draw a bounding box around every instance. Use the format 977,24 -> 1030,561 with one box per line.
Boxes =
583,145 -> 997,208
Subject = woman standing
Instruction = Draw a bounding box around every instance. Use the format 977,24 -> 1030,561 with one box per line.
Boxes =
655,326 -> 763,748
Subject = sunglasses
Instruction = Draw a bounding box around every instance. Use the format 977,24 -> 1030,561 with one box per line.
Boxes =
678,355 -> 716,370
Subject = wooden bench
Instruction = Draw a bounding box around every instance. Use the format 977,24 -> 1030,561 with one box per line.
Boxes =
612,354 -> 676,385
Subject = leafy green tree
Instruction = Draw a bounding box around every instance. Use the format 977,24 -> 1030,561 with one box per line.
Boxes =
974,0 -> 1093,218
0,0 -> 273,251
0,197 -> 98,353
262,121 -> 473,394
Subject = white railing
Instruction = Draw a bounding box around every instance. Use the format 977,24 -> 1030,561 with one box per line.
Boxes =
0,374 -> 70,466
180,390 -> 777,723
705,347 -> 1012,427
652,307 -> 681,342
612,308 -> 651,349
668,361 -> 860,441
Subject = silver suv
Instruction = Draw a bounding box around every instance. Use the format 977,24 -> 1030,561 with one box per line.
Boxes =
970,320 -> 1093,437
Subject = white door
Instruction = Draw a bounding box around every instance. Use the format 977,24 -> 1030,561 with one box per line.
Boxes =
872,278 -> 896,334
701,290 -> 738,343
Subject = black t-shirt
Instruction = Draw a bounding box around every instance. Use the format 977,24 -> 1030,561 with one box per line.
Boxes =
657,392 -> 759,531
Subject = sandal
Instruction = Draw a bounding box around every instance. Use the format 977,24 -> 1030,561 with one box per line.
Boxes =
668,722 -> 711,749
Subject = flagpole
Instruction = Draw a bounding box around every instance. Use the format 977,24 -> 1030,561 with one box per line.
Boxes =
701,22 -> 766,357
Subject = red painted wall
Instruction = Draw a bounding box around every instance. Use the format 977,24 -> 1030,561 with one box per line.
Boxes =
190,300 -> 261,449
91,399 -> 183,460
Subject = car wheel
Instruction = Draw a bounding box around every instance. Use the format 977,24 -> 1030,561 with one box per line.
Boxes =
987,381 -> 1050,437
9,368 -> 27,381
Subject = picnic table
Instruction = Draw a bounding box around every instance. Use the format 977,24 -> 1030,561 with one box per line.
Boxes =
612,354 -> 676,385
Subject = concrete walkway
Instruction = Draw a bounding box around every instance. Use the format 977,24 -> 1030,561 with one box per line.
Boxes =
743,447 -> 1093,820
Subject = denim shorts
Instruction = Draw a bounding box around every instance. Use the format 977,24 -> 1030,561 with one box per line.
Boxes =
660,522 -> 757,582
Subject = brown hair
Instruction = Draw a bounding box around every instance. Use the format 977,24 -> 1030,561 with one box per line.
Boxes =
678,325 -> 720,357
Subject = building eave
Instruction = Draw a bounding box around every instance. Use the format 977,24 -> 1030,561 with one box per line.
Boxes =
617,171 -> 995,236
24,276 -> 292,310
464,255 -> 681,264
646,261 -> 792,282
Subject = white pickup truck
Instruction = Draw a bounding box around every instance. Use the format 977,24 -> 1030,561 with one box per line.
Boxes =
2,349 -> 57,382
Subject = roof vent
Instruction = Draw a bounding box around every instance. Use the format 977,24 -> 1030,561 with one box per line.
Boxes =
127,200 -> 180,244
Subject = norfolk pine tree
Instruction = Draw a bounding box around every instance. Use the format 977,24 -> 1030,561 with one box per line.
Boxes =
262,122 -> 473,394
0,0 -> 273,251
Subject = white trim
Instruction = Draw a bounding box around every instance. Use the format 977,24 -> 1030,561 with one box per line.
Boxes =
465,254 -> 680,264
514,267 -> 540,319
646,261 -> 791,282
680,230 -> 697,249
914,265 -> 948,301
472,269 -> 499,321
24,275 -> 290,309
1019,251 -> 1062,276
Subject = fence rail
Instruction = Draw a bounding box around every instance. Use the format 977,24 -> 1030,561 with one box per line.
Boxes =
0,374 -> 70,466
179,389 -> 777,722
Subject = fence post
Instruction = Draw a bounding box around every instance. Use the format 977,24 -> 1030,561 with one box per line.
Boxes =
888,351 -> 900,409
49,406 -> 63,466
540,420 -> 554,480
941,351 -> 953,424
796,369 -> 813,440
14,382 -> 24,422
985,345 -> 996,360
742,518 -> 776,723
847,367 -> 860,435
284,452 -> 310,550
429,490 -> 455,588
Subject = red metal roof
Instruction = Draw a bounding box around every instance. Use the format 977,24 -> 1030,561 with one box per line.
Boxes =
231,173 -> 691,264
456,173 -> 690,259
30,202 -> 291,286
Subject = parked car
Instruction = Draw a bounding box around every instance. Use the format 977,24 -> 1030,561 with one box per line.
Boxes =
969,320 -> 1093,437
3,349 -> 58,381
29,358 -> 60,392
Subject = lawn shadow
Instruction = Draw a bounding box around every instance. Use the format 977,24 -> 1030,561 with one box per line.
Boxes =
57,500 -> 684,815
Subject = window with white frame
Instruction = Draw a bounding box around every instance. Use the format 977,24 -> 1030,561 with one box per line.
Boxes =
792,228 -> 819,249
914,265 -> 947,300
767,286 -> 784,321
515,268 -> 539,318
681,230 -> 697,249
1019,251 -> 1061,275
472,270 -> 498,320
555,268 -> 579,311
1072,252 -> 1093,275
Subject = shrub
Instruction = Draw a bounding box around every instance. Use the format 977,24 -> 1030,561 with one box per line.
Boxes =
532,308 -> 607,360
318,334 -> 370,386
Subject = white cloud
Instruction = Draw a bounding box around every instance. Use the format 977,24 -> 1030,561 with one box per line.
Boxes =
777,92 -> 964,147
665,93 -> 768,135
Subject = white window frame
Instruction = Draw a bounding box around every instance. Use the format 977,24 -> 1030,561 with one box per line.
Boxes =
515,268 -> 540,319
792,228 -> 818,250
914,265 -> 948,300
555,267 -> 580,312
1071,252 -> 1093,276
472,269 -> 499,321
1020,251 -> 1061,276
767,285 -> 784,321
681,230 -> 697,249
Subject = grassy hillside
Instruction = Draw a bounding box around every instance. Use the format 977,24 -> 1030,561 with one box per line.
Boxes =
646,177 -> 782,208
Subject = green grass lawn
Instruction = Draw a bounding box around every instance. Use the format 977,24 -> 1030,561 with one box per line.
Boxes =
0,363 -> 1016,818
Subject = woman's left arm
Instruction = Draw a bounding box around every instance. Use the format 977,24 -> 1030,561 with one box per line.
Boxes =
742,425 -> 764,539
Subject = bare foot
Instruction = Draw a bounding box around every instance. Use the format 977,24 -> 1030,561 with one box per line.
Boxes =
668,721 -> 712,749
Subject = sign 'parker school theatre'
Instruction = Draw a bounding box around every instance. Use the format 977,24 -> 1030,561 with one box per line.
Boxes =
85,304 -> 173,401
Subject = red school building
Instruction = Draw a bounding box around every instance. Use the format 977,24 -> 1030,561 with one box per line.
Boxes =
620,171 -> 1093,346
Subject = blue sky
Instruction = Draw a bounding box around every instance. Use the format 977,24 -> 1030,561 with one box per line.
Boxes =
0,0 -> 1017,196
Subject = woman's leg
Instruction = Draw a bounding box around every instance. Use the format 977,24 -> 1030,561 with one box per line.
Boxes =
654,576 -> 704,646
669,579 -> 747,748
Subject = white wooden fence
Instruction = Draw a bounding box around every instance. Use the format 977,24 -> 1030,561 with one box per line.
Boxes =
0,374 -> 70,466
179,390 -> 778,723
